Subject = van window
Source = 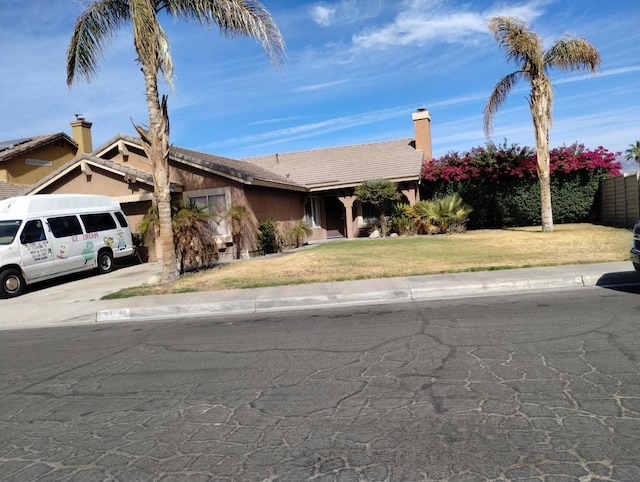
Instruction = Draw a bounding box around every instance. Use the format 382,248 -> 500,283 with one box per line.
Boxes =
48,215 -> 83,238
81,213 -> 117,233
20,220 -> 46,244
114,211 -> 129,228
0,220 -> 21,245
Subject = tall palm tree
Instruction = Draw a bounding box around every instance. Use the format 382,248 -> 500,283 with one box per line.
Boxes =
625,141 -> 640,165
67,0 -> 285,282
483,17 -> 600,232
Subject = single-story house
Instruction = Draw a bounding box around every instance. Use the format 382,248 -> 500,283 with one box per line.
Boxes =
25,109 -> 433,261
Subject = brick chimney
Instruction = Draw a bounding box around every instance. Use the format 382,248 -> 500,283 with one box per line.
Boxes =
70,116 -> 93,154
412,108 -> 432,162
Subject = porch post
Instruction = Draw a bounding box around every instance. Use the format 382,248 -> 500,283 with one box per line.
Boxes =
402,185 -> 419,206
338,196 -> 356,238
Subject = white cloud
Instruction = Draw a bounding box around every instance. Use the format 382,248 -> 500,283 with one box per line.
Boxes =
294,79 -> 350,92
310,4 -> 337,27
352,0 -> 545,49
310,0 -> 384,27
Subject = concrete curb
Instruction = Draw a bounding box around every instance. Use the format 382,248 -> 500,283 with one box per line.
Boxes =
94,272 -> 612,322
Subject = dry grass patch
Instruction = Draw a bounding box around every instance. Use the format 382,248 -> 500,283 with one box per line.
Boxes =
109,223 -> 632,298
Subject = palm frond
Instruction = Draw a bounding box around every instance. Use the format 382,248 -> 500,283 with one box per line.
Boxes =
488,17 -> 544,77
131,0 -> 174,87
544,35 -> 601,72
163,0 -> 286,66
67,0 -> 130,86
483,71 -> 522,136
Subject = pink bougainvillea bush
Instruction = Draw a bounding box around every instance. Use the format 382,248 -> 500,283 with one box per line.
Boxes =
421,141 -> 621,228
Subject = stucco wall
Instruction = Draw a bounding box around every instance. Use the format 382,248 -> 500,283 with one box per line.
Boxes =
4,142 -> 77,185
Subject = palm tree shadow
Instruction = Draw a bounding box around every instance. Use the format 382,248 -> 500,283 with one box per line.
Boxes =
596,270 -> 640,294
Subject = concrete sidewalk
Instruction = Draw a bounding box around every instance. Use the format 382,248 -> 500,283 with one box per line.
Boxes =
2,260 -> 639,330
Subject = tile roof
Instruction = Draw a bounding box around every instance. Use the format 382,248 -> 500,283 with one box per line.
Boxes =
241,138 -> 423,190
29,135 -> 305,194
27,154 -> 181,194
171,145 -> 305,190
0,181 -> 27,200
0,133 -> 77,162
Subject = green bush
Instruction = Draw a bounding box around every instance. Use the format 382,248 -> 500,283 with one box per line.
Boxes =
388,202 -> 416,236
421,142 -> 620,228
257,218 -> 280,254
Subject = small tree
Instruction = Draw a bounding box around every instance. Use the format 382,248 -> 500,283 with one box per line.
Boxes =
283,221 -> 312,249
228,204 -> 248,260
355,179 -> 400,237
625,141 -> 640,165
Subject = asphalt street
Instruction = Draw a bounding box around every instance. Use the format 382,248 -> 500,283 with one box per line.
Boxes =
1,287 -> 640,481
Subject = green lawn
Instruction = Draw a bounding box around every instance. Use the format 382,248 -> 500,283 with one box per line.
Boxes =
106,223 -> 633,299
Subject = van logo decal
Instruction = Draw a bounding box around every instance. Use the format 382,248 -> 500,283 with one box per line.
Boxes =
82,241 -> 96,264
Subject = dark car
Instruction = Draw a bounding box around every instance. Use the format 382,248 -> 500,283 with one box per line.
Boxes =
632,220 -> 640,272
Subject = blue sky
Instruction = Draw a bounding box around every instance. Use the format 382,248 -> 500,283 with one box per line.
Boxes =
0,0 -> 638,169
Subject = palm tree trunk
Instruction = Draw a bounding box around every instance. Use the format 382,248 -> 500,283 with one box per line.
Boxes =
531,84 -> 554,232
139,66 -> 179,282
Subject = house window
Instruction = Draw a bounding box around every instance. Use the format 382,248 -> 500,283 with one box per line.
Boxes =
185,188 -> 231,239
361,202 -> 377,225
305,196 -> 321,228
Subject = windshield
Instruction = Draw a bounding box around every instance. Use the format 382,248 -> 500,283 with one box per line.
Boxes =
0,220 -> 22,245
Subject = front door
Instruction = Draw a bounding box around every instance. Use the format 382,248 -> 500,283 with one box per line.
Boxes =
18,219 -> 54,282
324,197 -> 345,238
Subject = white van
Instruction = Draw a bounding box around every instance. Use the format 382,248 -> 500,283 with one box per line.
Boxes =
0,194 -> 135,298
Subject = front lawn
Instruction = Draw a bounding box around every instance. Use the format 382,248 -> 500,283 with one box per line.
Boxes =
106,223 -> 633,298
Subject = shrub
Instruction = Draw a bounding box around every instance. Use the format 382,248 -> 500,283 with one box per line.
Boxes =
413,194 -> 473,234
388,202 -> 417,236
281,220 -> 312,249
257,218 -> 280,254
421,141 -> 621,228
140,202 -> 219,274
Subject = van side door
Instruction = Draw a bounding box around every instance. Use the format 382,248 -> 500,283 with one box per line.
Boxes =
18,219 -> 54,283
47,215 -> 91,273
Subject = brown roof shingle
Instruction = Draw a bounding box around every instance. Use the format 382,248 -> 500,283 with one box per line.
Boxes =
242,138 -> 422,191
0,181 -> 27,200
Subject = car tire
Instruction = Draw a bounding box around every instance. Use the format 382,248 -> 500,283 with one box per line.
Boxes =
0,268 -> 25,298
97,250 -> 114,275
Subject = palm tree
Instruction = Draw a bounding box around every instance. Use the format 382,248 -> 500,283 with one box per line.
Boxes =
67,0 -> 285,282
625,141 -> 640,165
484,17 -> 600,232
354,179 -> 400,237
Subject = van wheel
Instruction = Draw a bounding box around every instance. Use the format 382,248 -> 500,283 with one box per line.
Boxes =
0,268 -> 25,298
97,251 -> 114,274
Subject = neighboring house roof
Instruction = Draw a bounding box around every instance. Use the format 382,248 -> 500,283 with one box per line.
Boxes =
0,133 -> 78,162
94,134 -> 306,191
0,181 -> 26,200
242,138 -> 423,191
